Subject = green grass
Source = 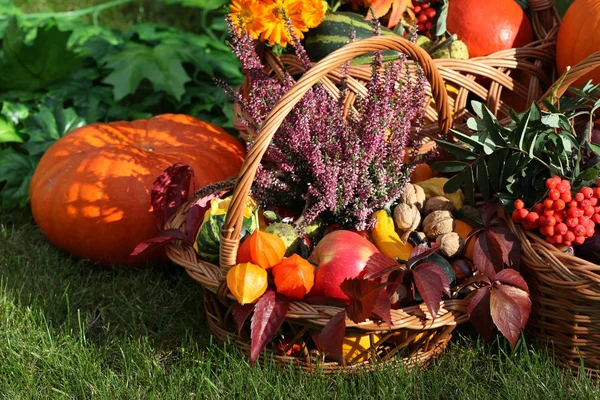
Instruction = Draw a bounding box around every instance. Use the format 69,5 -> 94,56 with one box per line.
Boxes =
1,207 -> 600,399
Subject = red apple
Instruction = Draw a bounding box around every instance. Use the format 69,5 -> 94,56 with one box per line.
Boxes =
309,230 -> 379,301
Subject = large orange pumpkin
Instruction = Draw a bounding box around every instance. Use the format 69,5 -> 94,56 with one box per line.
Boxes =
556,0 -> 600,87
29,114 -> 245,265
446,0 -> 533,58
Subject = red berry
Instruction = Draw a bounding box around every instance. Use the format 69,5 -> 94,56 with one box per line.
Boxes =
565,231 -> 576,243
561,179 -> 571,189
575,235 -> 586,245
548,190 -> 560,200
546,226 -> 555,236
556,223 -> 568,236
575,209 -> 584,218
540,226 -> 548,236
581,199 -> 592,208
553,234 -> 564,244
546,178 -> 558,190
595,206 -> 600,214
534,203 -> 544,213
425,21 -> 432,29
594,187 -> 600,198
426,8 -> 436,18
593,214 -> 600,224
512,209 -> 522,223
522,220 -> 534,231
539,216 -> 547,226
414,5 -> 422,13
574,225 -> 586,237
558,183 -> 570,194
567,217 -> 579,228
518,208 -> 529,220
421,3 -> 430,9
544,199 -> 554,209
514,199 -> 525,210
585,206 -> 595,217
578,216 -> 588,226
581,187 -> 594,199
546,235 -> 556,244
591,197 -> 598,206
560,191 -> 572,203
555,211 -> 565,222
526,212 -> 539,225
575,192 -> 585,202
553,199 -> 566,211
567,207 -> 579,218
553,176 -> 562,184
418,14 -> 428,23
586,227 -> 595,238
544,209 -> 555,217
545,215 -> 557,226
417,23 -> 426,31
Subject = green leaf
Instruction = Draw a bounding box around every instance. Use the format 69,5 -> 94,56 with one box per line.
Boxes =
435,139 -> 477,159
0,147 -> 37,209
161,0 -> 228,10
512,108 -> 530,151
464,166 -> 475,205
541,113 -> 562,128
589,142 -> 600,158
444,170 -> 467,193
481,107 -> 507,146
575,164 -> 600,183
452,129 -> 485,152
1,100 -> 29,125
101,42 -> 191,101
0,116 -> 21,143
476,160 -> 491,200
431,161 -> 469,173
21,104 -> 86,156
0,17 -> 82,91
501,153 -> 521,183
471,101 -> 484,119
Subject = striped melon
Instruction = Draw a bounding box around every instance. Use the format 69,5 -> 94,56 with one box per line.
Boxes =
303,12 -> 401,65
194,196 -> 258,262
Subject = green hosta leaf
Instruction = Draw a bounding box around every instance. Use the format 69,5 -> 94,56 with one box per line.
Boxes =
21,104 -> 86,156
1,100 -> 29,125
0,17 -> 81,91
0,116 -> 21,143
431,161 -> 469,173
0,147 -> 37,209
101,42 -> 191,101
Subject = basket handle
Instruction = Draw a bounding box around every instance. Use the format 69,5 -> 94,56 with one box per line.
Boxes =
218,35 -> 452,272
540,50 -> 600,101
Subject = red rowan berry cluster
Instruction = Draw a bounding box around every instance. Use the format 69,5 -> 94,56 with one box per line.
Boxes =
413,1 -> 438,35
512,176 -> 600,246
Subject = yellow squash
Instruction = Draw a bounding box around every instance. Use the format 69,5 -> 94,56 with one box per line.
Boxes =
371,210 -> 413,261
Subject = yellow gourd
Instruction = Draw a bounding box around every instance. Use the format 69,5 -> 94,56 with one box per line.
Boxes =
371,210 -> 413,260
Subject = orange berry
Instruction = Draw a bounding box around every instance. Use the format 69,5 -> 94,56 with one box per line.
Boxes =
544,199 -> 554,209
553,199 -> 566,211
546,226 -> 555,236
548,190 -> 560,200
514,199 -> 525,210
560,191 -> 572,203
543,209 -> 555,217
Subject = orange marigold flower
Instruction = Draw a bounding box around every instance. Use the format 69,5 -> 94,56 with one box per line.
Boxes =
229,0 -> 267,39
259,0 -> 307,46
301,0 -> 328,29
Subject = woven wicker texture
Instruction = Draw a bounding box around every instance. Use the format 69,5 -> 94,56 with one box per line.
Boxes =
506,50 -> 600,378
166,35 -> 470,372
234,0 -> 560,140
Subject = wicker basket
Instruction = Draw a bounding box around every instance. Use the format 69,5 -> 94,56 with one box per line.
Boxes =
166,35 -> 470,373
234,0 -> 560,141
506,51 -> 600,378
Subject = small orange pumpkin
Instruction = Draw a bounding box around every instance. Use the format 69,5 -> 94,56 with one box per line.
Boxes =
29,114 -> 245,265
556,0 -> 600,86
237,229 -> 286,269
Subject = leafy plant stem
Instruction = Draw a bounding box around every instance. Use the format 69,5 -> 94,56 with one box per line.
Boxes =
21,0 -> 135,20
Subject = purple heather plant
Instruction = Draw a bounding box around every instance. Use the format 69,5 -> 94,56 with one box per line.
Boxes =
223,17 -> 429,231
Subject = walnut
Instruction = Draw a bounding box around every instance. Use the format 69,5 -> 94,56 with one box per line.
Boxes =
399,184 -> 426,210
436,232 -> 464,258
423,210 -> 454,240
393,203 -> 421,232
423,196 -> 455,215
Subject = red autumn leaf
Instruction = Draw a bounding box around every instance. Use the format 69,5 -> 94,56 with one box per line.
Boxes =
490,285 -> 532,349
494,269 -> 529,293
250,289 -> 289,365
314,311 -> 346,364
151,163 -> 195,230
386,269 -> 406,296
373,289 -> 392,328
480,199 -> 501,227
185,190 -> 228,243
489,226 -> 521,271
340,278 -> 385,324
366,0 -> 412,28
129,228 -> 188,264
412,262 -> 451,319
473,232 -> 504,279
466,287 -> 494,342
233,303 -> 255,336
361,252 -> 400,280
407,243 -> 439,268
